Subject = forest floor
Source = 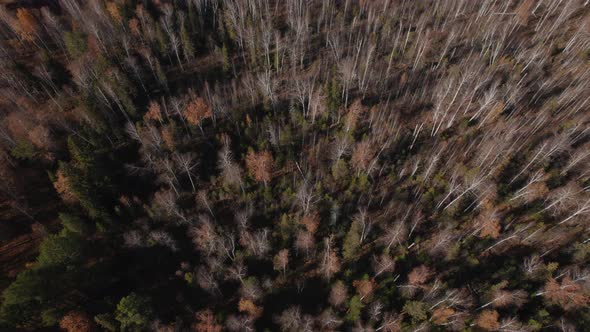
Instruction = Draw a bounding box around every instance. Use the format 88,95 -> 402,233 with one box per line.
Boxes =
0,165 -> 61,291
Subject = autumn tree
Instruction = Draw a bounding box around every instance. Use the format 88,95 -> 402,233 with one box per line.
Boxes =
353,278 -> 375,302
193,310 -> 222,332
408,265 -> 433,287
218,138 -> 243,190
431,307 -> 455,325
245,149 -> 274,186
321,237 -> 341,280
184,95 -> 212,131
273,249 -> 289,277
476,310 -> 500,331
372,253 -> 395,277
144,100 -> 163,123
540,276 -> 590,310
329,281 -> 348,307
59,311 -> 95,332
299,211 -> 319,234
294,230 -> 315,257
238,298 -> 263,319
16,8 -> 38,42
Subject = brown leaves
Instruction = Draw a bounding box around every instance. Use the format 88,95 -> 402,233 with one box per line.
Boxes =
59,311 -> 95,332
184,96 -> 212,127
351,139 -> 376,175
188,215 -> 218,255
480,218 -> 501,239
476,310 -> 500,330
353,278 -> 376,302
53,169 -> 77,204
328,281 -> 347,307
294,230 -> 314,256
106,2 -> 122,23
144,101 -> 163,122
408,265 -> 433,286
273,249 -> 289,275
516,0 -> 534,25
491,289 -> 528,308
238,298 -> 263,318
476,208 -> 501,239
543,277 -> 590,310
129,18 -> 141,36
193,310 -> 222,332
245,150 -> 273,185
431,306 -> 455,325
16,8 -> 38,41
28,125 -> 53,150
300,212 -> 320,234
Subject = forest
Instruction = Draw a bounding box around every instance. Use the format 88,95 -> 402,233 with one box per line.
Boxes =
0,0 -> 589,331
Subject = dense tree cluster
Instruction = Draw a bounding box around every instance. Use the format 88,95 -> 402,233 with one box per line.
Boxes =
0,0 -> 589,330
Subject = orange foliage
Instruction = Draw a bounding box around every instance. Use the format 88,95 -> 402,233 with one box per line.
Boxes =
353,278 -> 376,301
16,8 -> 38,41
144,100 -> 163,122
245,150 -> 273,185
192,310 -> 222,332
184,96 -> 212,127
106,2 -> 122,23
238,298 -> 263,318
431,306 -> 455,325
477,207 -> 501,239
59,311 -> 95,332
476,310 -> 500,330
480,218 -> 501,239
300,212 -> 320,234
543,277 -> 590,310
